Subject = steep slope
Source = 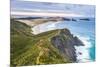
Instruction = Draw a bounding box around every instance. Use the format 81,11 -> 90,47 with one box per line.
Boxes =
51,29 -> 84,61
11,19 -> 84,66
11,19 -> 33,36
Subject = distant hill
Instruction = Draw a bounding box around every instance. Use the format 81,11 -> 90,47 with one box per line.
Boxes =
14,17 -> 63,27
11,19 -> 84,66
12,17 -> 93,28
12,16 -> 61,19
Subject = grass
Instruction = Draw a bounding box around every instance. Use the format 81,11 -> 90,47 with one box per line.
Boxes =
10,19 -> 73,66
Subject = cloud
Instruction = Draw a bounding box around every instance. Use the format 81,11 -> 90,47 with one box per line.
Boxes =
11,0 -> 95,17
11,11 -> 85,17
19,0 -> 95,5
11,8 -> 74,13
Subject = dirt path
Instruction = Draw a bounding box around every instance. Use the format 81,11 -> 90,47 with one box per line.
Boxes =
36,39 -> 49,64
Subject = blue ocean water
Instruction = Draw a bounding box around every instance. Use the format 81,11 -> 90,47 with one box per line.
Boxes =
32,18 -> 95,62
89,35 -> 95,61
56,18 -> 95,62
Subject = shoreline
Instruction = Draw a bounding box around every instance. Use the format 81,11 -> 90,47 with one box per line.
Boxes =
74,35 -> 93,62
30,19 -> 95,63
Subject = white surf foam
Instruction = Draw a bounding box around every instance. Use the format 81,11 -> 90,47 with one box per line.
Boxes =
31,21 -> 93,62
74,35 -> 92,62
32,21 -> 61,34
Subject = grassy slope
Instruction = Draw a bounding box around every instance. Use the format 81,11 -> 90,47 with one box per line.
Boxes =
11,19 -> 72,66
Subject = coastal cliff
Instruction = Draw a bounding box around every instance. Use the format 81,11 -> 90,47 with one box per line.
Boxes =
51,29 -> 84,62
11,19 -> 84,66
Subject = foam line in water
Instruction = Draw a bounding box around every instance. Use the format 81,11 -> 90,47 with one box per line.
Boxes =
75,35 -> 92,62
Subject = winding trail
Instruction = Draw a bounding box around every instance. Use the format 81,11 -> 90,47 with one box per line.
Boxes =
36,39 -> 49,64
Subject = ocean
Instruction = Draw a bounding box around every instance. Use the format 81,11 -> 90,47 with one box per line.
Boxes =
32,18 -> 95,62
56,18 -> 95,62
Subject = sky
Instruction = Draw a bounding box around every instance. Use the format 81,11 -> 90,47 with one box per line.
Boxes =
11,0 -> 95,17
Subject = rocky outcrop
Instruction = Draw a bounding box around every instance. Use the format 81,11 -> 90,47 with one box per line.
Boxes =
11,19 -> 84,66
51,29 -> 84,62
80,18 -> 90,21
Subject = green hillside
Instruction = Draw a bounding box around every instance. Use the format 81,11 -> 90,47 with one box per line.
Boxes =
10,19 -> 83,66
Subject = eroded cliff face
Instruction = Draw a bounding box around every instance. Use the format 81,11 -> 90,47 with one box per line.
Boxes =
51,29 -> 84,62
11,19 -> 84,66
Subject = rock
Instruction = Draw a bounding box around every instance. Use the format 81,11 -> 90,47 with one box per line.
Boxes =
80,18 -> 90,21
51,29 -> 84,62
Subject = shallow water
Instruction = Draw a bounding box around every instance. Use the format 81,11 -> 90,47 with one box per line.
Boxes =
57,20 -> 95,62
32,18 -> 95,62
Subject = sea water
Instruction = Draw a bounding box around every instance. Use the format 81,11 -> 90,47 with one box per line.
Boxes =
56,18 -> 95,62
32,18 -> 95,62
